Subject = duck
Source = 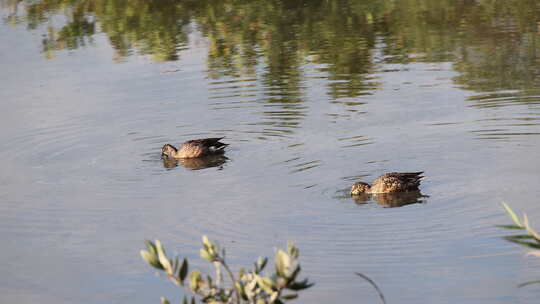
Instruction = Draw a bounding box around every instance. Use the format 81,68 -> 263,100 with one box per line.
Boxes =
351,172 -> 424,195
161,137 -> 228,159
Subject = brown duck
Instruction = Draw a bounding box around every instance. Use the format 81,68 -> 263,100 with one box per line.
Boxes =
351,172 -> 424,195
161,137 -> 228,159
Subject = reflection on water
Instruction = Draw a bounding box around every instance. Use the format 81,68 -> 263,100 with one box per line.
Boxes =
3,0 -> 540,139
2,0 -> 540,304
465,90 -> 540,142
4,0 -> 540,88
352,191 -> 428,208
162,155 -> 228,170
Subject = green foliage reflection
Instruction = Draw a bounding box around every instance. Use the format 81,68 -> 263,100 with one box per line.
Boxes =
4,0 -> 540,95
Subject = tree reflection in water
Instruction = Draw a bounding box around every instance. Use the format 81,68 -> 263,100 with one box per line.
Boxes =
4,0 -> 540,112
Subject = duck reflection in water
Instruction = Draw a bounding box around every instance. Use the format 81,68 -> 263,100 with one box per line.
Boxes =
162,154 -> 228,170
352,191 -> 428,208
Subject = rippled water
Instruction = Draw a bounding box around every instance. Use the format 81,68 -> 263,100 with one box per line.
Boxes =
2,0 -> 540,303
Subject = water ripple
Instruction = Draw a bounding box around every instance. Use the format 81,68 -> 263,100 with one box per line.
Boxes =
338,135 -> 374,148
468,92 -> 540,109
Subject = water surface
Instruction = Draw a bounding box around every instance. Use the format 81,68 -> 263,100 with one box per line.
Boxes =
2,0 -> 540,303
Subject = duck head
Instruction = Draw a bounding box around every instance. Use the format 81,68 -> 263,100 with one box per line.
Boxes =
161,144 -> 178,159
351,182 -> 371,195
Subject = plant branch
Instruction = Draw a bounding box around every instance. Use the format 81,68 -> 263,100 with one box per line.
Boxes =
355,272 -> 386,304
218,258 -> 240,304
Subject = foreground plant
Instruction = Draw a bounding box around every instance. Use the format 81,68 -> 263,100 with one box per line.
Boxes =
141,236 -> 313,304
499,202 -> 540,257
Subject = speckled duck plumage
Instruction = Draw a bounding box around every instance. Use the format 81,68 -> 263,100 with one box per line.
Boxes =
161,137 -> 228,159
351,172 -> 424,195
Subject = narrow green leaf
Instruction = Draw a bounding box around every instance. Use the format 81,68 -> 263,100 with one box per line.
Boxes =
504,236 -> 540,249
281,293 -> 298,300
518,280 -> 540,288
235,281 -> 247,300
200,248 -> 213,261
179,258 -> 189,284
287,278 -> 314,290
160,297 -> 171,304
355,272 -> 387,304
505,235 -> 535,240
288,265 -> 301,282
269,291 -> 279,303
275,250 -> 290,278
140,250 -> 152,263
140,250 -> 163,270
173,256 -> 179,274
287,242 -> 299,259
202,235 -> 211,249
260,257 -> 268,270
502,202 -> 522,227
523,214 -> 540,242
202,295 -> 213,302
238,268 -> 246,278
145,240 -> 158,255
255,275 -> 275,294
496,225 -> 524,230
255,257 -> 268,274
155,240 -> 173,274
189,270 -> 202,291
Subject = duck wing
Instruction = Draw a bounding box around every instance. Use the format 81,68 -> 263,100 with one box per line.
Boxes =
385,172 -> 424,179
184,137 -> 228,151
372,172 -> 424,192
198,137 -> 228,150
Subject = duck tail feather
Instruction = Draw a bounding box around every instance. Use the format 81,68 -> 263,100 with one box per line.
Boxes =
201,137 -> 228,149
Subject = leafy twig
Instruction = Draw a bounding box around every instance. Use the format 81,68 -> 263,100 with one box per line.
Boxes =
141,236 -> 313,304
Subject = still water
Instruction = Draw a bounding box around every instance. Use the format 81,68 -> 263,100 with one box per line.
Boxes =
1,0 -> 540,303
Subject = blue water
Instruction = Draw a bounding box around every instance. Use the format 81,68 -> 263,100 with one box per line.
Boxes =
2,1 -> 540,303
